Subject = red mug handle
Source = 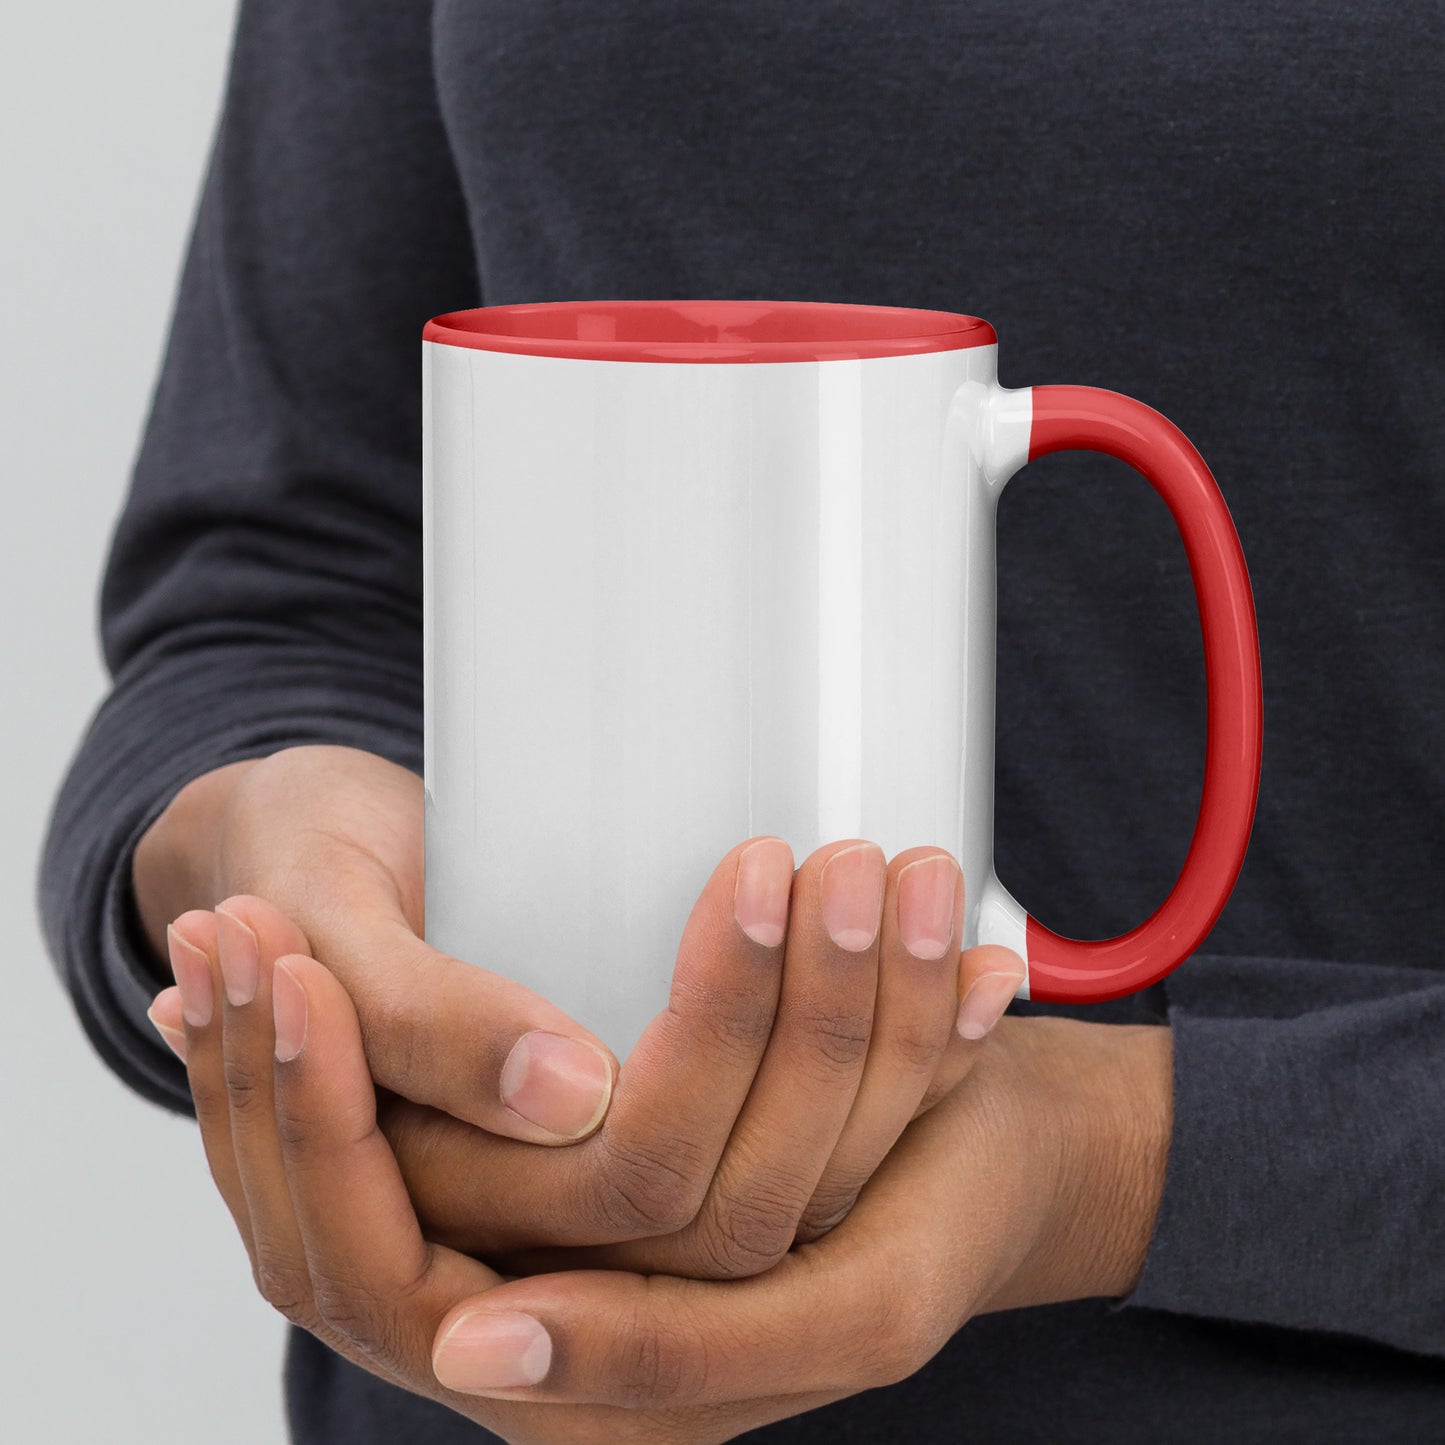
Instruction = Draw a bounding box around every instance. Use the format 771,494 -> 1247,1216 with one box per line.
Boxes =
1009,385 -> 1263,1003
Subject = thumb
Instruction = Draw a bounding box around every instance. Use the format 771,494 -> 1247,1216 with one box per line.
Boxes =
301,901 -> 618,1147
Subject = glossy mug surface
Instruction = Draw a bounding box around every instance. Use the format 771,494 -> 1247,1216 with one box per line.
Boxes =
422,301 -> 1262,1060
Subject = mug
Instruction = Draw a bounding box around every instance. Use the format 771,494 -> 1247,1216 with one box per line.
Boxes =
422,300 -> 1262,1060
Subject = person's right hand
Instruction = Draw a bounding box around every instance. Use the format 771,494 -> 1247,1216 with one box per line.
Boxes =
134,744 -> 620,1145
143,747 -> 1026,1279
374,835 -> 1025,1278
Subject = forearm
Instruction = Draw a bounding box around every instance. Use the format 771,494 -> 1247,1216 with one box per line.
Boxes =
977,1016 -> 1173,1314
967,955 -> 1445,1357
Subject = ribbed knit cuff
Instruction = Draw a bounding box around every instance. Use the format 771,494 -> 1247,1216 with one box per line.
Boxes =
1120,952 -> 1445,1357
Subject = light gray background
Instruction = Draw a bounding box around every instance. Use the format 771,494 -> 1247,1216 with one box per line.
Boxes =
0,5 -> 289,1441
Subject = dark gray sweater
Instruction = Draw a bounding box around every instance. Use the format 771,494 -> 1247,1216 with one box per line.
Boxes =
39,2 -> 1445,1440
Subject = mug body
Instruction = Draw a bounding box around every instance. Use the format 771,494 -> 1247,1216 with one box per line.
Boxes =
423,302 -> 1019,1058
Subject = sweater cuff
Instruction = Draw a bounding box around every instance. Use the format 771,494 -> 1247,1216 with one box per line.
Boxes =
1119,952 -> 1445,1356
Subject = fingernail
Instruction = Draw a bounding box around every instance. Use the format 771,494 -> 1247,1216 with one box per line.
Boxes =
215,906 -> 260,1007
957,972 -> 1023,1040
167,925 -> 214,1028
433,1310 -> 552,1392
147,989 -> 188,1062
733,837 -> 793,947
896,856 -> 959,960
500,1032 -> 614,1139
820,843 -> 886,952
272,961 -> 308,1062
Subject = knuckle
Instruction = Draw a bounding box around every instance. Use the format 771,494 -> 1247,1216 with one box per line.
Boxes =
310,1267 -> 403,1362
273,1108 -> 314,1153
613,1300 -> 708,1408
795,1004 -> 873,1075
794,1186 -> 861,1245
670,980 -> 776,1061
886,1016 -> 951,1075
692,1185 -> 797,1277
253,1251 -> 318,1331
593,1134 -> 709,1236
222,1053 -> 270,1118
276,1107 -> 380,1160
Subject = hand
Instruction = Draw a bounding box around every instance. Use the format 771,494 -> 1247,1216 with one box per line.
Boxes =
151,831 -> 1026,1278
134,745 -> 619,1145
381,836 -> 1024,1275
146,933 -> 1170,1444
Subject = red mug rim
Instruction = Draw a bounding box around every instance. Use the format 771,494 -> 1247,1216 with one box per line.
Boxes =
422,300 -> 997,363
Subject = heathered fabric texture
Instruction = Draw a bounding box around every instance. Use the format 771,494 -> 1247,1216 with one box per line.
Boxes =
39,2 -> 1444,1440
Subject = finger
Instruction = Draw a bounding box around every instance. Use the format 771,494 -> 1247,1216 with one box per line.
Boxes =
215,894 -> 312,1008
218,751 -> 619,1146
577,835 -> 794,1236
162,911 -> 256,1258
955,945 -> 1027,1041
161,915 -> 389,1383
427,1088 -> 985,1412
670,839 -> 885,1276
211,899 -> 320,1324
263,953 -> 724,1443
386,838 -> 795,1253
162,908 -> 681,1441
269,952 -> 506,1382
796,847 -> 962,1242
427,1242 -> 919,1409
145,984 -> 187,1063
490,841 -> 889,1278
901,942 -> 1028,1121
307,892 -> 618,1146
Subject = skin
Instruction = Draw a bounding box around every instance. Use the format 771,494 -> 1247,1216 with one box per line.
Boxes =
136,744 -> 1030,1270
141,744 -> 1173,1435
148,937 -> 1170,1443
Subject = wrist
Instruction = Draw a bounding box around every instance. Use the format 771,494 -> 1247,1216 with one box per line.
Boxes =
982,1015 -> 1173,1311
131,759 -> 260,962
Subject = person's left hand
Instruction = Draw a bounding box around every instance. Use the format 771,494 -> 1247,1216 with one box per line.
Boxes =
158,835 -> 1026,1281
146,934 -> 1171,1444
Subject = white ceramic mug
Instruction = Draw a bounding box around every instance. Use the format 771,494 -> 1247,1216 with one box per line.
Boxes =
422,300 -> 1262,1060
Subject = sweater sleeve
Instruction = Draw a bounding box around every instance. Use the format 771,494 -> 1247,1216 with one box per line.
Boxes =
36,0 -> 477,1116
1122,951 -> 1445,1359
